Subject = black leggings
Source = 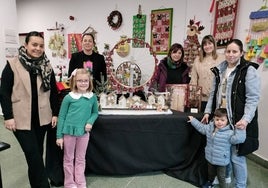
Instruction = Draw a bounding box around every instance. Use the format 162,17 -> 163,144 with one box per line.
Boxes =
14,125 -> 50,188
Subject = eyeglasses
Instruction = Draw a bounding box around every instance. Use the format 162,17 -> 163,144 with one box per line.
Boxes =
76,79 -> 89,84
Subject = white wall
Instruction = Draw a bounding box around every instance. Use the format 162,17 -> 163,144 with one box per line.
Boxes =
16,0 -> 215,66
3,0 -> 267,160
0,0 -> 17,115
0,0 -> 18,73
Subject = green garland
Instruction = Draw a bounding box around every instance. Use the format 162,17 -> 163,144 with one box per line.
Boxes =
107,10 -> 123,30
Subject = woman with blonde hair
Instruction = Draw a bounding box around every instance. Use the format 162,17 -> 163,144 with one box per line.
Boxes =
190,35 -> 225,112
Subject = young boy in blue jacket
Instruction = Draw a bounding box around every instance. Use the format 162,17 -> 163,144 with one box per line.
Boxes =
188,108 -> 246,188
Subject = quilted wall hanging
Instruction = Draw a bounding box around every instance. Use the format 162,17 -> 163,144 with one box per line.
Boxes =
213,0 -> 239,48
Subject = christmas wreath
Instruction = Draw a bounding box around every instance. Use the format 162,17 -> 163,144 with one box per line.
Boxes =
107,10 -> 123,30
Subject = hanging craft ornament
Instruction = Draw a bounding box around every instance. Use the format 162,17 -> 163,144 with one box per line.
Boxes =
116,35 -> 130,57
107,10 -> 123,30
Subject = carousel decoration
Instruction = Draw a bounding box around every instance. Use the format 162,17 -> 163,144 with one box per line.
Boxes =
100,38 -> 174,112
106,37 -> 158,94
107,10 -> 123,30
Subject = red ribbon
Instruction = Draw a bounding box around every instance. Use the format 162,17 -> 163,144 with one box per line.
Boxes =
209,0 -> 216,13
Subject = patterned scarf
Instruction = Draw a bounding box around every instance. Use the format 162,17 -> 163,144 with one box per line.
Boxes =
18,46 -> 52,91
167,57 -> 182,69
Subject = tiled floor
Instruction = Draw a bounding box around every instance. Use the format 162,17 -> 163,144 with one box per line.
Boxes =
0,116 -> 268,188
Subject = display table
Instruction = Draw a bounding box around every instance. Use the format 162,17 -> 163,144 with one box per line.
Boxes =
85,110 -> 207,186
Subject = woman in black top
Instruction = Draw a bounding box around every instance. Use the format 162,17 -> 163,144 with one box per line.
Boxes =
0,31 -> 60,187
68,33 -> 107,89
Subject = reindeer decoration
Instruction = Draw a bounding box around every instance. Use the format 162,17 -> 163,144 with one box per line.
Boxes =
183,19 -> 205,66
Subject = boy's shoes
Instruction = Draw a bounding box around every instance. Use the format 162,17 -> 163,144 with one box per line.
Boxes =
213,177 -> 231,185
202,181 -> 214,188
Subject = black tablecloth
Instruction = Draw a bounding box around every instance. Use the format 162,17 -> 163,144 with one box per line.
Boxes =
85,110 -> 207,186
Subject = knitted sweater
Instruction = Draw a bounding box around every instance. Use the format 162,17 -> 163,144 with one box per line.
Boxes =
190,53 -> 225,101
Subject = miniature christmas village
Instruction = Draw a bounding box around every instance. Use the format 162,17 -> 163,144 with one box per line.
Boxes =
96,84 -> 201,114
98,92 -> 168,111
95,74 -> 202,113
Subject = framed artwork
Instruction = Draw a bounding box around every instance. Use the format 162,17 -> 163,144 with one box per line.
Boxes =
165,84 -> 202,113
166,84 -> 188,112
213,0 -> 238,48
188,84 -> 202,113
150,8 -> 173,54
67,33 -> 82,58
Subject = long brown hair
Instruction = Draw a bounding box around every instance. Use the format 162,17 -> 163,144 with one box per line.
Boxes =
199,35 -> 218,62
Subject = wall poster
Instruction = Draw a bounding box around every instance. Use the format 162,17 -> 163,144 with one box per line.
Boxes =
150,8 -> 173,54
213,0 -> 238,48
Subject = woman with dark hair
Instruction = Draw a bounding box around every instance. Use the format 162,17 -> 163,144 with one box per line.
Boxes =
149,43 -> 190,92
190,35 -> 225,112
68,33 -> 107,90
202,39 -> 261,188
0,31 -> 59,187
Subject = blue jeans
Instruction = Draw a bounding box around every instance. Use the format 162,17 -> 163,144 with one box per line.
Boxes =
231,145 -> 247,188
226,163 -> 232,177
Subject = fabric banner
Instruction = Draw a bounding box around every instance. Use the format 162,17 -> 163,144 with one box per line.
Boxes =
245,10 -> 268,67
213,0 -> 238,48
132,15 -> 146,48
150,8 -> 173,54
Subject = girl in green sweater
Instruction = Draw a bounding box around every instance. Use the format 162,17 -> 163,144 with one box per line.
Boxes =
56,68 -> 98,188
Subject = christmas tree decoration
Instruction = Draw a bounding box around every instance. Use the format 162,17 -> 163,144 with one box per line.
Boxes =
93,72 -> 109,96
70,34 -> 78,54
